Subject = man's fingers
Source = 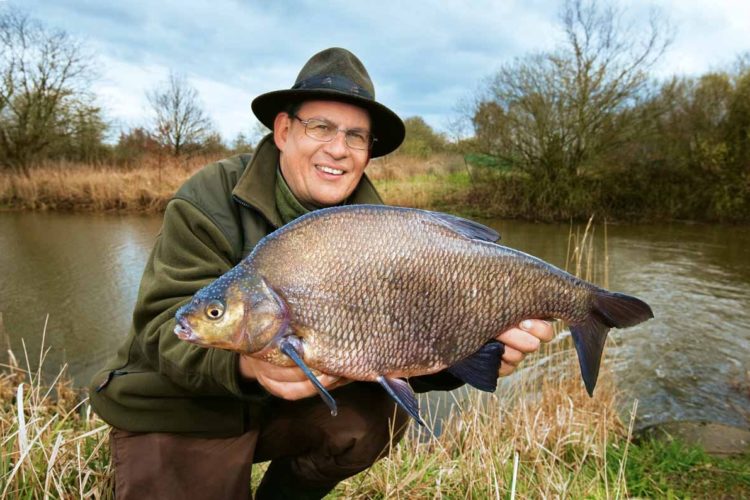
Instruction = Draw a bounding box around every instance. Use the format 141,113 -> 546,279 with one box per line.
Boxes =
258,372 -> 346,401
501,345 -> 525,366
498,362 -> 517,377
497,328 -> 541,353
259,376 -> 319,400
520,319 -> 555,342
495,320 -> 554,378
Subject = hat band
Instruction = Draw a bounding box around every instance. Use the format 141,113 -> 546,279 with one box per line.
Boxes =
292,75 -> 374,100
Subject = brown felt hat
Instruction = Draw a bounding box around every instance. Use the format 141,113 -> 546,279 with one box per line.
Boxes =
251,47 -> 405,157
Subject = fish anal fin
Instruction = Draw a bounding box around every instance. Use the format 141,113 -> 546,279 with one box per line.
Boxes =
446,341 -> 503,392
428,212 -> 500,242
377,376 -> 425,427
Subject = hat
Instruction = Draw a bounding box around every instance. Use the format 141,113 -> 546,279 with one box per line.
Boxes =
251,47 -> 405,157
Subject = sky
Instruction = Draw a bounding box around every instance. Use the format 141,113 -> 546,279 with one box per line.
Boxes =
9,0 -> 750,143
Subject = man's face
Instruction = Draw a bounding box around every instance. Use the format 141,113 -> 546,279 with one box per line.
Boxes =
274,100 -> 371,207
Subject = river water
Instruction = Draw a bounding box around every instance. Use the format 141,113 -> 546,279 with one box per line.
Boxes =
1,211 -> 748,429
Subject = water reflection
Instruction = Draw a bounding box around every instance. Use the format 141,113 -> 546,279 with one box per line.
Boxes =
0,212 -> 162,385
0,212 -> 747,429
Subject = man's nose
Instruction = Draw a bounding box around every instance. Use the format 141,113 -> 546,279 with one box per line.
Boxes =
323,131 -> 349,157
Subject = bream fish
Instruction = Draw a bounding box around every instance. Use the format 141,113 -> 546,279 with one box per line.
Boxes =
175,205 -> 653,424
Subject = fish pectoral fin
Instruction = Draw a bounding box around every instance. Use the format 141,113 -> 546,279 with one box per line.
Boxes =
446,341 -> 504,392
278,337 -> 338,417
377,376 -> 425,427
428,212 -> 500,242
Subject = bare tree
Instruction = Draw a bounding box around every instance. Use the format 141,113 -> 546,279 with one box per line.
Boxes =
475,0 -> 671,180
148,72 -> 211,156
0,8 -> 99,172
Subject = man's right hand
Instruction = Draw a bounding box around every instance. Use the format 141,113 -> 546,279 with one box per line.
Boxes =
239,354 -> 349,400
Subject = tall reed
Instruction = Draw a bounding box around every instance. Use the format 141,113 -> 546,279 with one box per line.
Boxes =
0,321 -> 113,498
0,155 -> 215,213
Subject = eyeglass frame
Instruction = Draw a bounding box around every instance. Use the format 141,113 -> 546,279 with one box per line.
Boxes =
290,114 -> 377,150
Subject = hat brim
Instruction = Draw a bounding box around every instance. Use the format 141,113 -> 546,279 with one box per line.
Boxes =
252,89 -> 405,158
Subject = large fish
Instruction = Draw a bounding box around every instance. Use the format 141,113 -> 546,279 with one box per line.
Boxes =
174,205 -> 653,424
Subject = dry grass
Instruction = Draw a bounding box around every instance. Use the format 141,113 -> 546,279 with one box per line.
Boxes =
0,324 -> 113,498
0,153 -> 469,213
0,155 -> 215,213
368,153 -> 471,210
336,356 -> 633,499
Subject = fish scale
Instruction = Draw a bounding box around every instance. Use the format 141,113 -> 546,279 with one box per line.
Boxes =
175,205 -> 653,423
255,207 -> 588,377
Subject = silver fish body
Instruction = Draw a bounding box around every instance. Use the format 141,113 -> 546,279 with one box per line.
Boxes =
175,205 -> 653,420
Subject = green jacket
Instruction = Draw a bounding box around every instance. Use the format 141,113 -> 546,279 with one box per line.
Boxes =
89,135 -> 387,436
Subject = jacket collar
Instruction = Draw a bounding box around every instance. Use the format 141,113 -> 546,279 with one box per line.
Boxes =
232,133 -> 384,230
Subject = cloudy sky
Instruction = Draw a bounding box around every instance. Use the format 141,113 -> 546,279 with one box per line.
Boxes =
12,0 -> 750,143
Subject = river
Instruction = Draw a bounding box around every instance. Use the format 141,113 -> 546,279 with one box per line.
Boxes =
1,211 -> 748,430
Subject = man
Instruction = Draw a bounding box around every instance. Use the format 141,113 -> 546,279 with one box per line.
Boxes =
90,47 -> 554,499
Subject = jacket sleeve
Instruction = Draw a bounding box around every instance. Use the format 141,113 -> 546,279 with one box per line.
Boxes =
130,197 -> 265,399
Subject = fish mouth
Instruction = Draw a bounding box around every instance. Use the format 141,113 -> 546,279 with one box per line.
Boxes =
174,319 -> 198,342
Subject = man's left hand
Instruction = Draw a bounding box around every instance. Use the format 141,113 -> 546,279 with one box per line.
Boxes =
496,320 -> 554,376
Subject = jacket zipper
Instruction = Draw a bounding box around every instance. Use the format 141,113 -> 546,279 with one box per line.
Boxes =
95,369 -> 129,392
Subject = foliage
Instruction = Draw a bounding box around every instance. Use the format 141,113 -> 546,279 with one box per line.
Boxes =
0,8 -> 105,172
398,116 -> 447,158
474,0 -> 669,181
461,0 -> 749,222
147,71 -> 212,157
609,438 -> 750,498
231,132 -> 255,154
112,127 -> 161,167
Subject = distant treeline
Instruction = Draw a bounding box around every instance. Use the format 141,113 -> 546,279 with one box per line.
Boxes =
401,1 -> 750,223
1,3 -> 748,222
453,62 -> 750,223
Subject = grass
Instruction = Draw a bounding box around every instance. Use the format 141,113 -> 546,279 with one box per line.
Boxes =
0,155 -> 213,213
0,327 -> 113,498
367,153 -> 473,212
613,437 -> 750,498
334,357 -> 634,499
3,152 -> 749,222
0,153 -> 474,214
5,342 -> 747,498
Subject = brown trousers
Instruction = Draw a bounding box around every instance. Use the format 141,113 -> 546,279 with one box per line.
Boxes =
110,383 -> 409,499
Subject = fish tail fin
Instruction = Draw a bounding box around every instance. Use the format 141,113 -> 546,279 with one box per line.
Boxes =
571,290 -> 653,396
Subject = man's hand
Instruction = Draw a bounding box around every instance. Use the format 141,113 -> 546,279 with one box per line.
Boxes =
496,320 -> 554,376
239,354 -> 349,400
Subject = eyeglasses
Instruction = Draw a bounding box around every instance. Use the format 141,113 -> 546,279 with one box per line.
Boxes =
292,115 -> 376,150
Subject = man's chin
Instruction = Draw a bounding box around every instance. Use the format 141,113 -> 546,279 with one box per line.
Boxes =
310,189 -> 354,207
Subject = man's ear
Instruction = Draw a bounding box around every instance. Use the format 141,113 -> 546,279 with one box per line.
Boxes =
273,112 -> 291,150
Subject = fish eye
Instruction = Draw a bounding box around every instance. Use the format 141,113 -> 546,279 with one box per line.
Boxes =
205,299 -> 225,320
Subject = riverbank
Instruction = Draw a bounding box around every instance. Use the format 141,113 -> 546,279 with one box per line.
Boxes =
5,154 -> 746,223
2,346 -> 748,498
0,154 -> 469,215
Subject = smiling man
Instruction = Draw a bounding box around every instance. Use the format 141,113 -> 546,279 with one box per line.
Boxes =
90,47 -> 553,499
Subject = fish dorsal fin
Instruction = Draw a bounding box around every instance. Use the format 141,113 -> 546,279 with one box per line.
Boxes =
446,341 -> 504,392
427,212 -> 500,242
